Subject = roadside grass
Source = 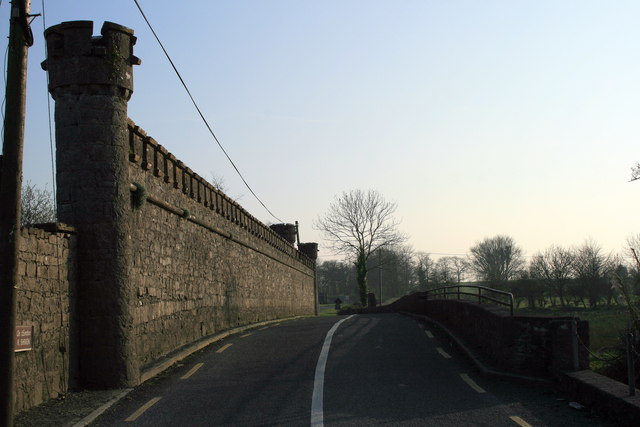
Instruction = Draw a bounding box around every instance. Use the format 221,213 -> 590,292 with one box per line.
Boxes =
515,304 -> 632,371
318,303 -> 338,317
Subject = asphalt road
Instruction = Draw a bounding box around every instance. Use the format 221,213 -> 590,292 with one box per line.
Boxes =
91,314 -> 614,426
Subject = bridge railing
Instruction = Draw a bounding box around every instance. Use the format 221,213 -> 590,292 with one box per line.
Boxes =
422,285 -> 514,316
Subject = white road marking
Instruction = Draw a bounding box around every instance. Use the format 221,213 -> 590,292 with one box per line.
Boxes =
460,373 -> 486,393
436,347 -> 452,359
180,362 -> 204,380
311,315 -> 355,427
125,397 -> 161,422
71,388 -> 132,427
216,343 -> 232,353
509,416 -> 532,427
240,333 -> 253,338
425,330 -> 434,338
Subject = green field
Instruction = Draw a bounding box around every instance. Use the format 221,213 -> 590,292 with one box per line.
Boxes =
318,303 -> 338,317
516,304 -> 634,374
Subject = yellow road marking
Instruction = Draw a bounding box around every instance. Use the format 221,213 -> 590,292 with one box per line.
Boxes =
436,347 -> 451,359
509,416 -> 532,427
460,373 -> 486,393
125,397 -> 161,422
216,343 -> 233,353
425,330 -> 434,338
180,362 -> 203,380
240,333 -> 253,338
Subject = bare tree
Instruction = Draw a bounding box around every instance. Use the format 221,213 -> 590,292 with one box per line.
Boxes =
316,260 -> 357,303
449,256 -> 469,283
391,245 -> 417,296
315,189 -> 405,305
626,234 -> 640,291
530,245 -> 574,307
21,181 -> 56,226
631,162 -> 640,182
468,235 -> 524,287
415,252 -> 435,290
572,240 -> 615,307
433,257 -> 451,285
368,245 -> 416,301
209,172 -> 227,192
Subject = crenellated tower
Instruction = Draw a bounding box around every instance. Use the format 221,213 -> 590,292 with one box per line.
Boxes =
42,21 -> 141,388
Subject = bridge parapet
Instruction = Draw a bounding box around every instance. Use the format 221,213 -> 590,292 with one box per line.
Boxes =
392,293 -> 589,377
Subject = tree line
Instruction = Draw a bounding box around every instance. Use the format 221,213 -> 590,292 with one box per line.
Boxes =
315,189 -> 639,308
317,234 -> 640,309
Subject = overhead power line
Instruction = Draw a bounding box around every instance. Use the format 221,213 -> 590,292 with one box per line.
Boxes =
131,0 -> 283,223
41,0 -> 57,212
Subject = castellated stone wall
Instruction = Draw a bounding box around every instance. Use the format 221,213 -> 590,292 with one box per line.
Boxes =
39,19 -> 316,392
14,224 -> 76,413
127,121 -> 316,373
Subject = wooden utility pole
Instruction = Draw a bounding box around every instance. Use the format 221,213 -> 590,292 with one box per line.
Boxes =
0,1 -> 32,425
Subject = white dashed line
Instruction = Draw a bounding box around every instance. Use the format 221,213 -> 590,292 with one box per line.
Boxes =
125,397 -> 161,422
509,416 -> 531,427
460,373 -> 486,393
436,347 -> 452,359
425,330 -> 434,338
216,343 -> 233,353
180,362 -> 204,380
509,416 -> 532,427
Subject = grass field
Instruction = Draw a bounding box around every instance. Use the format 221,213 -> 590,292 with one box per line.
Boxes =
318,303 -> 338,317
516,304 -> 635,375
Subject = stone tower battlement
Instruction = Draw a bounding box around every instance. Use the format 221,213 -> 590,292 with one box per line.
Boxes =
42,21 -> 140,98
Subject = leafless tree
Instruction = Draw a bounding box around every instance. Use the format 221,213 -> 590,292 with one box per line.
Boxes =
209,172 -> 227,192
415,252 -> 435,290
449,256 -> 469,283
315,189 -> 405,305
21,181 -> 56,226
625,234 -> 640,287
468,235 -> 525,287
631,162 -> 640,181
530,245 -> 574,307
434,257 -> 455,285
572,240 -> 615,307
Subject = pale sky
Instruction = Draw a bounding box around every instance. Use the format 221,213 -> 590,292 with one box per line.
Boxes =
2,1 -> 639,262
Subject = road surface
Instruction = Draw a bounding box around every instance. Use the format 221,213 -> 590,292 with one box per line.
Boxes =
92,314 -> 613,426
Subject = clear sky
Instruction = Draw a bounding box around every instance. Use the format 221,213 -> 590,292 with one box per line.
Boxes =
2,1 -> 639,262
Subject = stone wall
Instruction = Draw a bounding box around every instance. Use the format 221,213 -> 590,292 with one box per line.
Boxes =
13,224 -> 76,413
41,20 -> 316,389
127,122 -> 315,373
391,292 -> 589,377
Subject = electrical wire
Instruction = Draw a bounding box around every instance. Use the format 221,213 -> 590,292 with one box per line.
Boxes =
131,0 -> 283,223
40,0 -> 56,213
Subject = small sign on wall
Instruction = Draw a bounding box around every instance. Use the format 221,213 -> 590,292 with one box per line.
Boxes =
15,326 -> 33,352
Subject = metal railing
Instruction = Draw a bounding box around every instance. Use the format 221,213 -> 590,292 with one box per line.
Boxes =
422,285 -> 514,316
